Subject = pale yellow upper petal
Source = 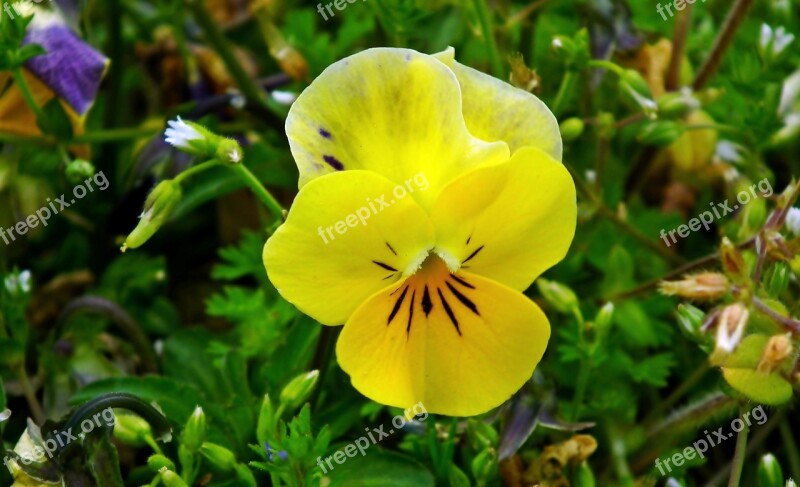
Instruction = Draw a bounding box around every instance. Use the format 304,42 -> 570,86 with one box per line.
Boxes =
433,47 -> 562,160
285,47 -> 509,209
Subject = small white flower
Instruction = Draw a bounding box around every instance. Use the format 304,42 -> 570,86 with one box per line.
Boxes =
785,207 -> 800,236
165,116 -> 203,150
760,24 -> 795,61
773,27 -> 795,57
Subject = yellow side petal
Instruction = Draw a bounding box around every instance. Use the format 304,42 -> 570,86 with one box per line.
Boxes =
337,256 -> 550,416
263,170 -> 435,325
0,69 -> 90,158
286,47 -> 509,208
431,147 -> 576,291
434,47 -> 562,160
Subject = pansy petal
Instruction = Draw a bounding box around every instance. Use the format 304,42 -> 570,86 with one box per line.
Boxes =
337,257 -> 550,416
430,147 -> 576,291
23,15 -> 109,116
0,69 -> 90,158
433,47 -> 562,160
286,48 -> 509,208
263,171 -> 435,326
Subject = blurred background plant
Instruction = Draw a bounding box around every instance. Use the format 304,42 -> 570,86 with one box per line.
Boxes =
1,0 -> 799,486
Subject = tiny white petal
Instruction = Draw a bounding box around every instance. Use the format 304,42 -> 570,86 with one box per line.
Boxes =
164,116 -> 203,150
271,90 -> 298,105
785,207 -> 800,236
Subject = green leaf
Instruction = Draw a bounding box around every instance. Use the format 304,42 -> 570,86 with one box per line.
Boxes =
212,231 -> 268,282
721,368 -> 793,406
628,353 -> 675,387
326,450 -> 435,487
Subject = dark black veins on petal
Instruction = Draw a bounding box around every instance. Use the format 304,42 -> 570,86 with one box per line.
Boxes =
322,155 -> 343,170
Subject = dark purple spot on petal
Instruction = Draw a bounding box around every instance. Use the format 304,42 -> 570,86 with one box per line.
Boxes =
319,128 -> 332,139
323,155 -> 343,170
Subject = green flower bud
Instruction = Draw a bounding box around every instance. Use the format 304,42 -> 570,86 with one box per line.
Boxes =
113,414 -> 152,447
766,263 -> 791,297
256,394 -> 275,446
621,69 -> 652,97
656,92 -> 699,119
200,442 -> 237,471
595,302 -> 614,334
65,159 -> 95,183
675,303 -> 706,343
122,180 -> 182,251
574,461 -> 596,487
786,479 -> 797,487
758,453 -> 784,487
620,70 -> 657,117
720,237 -> 747,281
279,370 -> 319,410
595,112 -> 616,139
216,139 -> 243,165
467,419 -> 499,449
235,463 -> 258,487
471,448 -> 496,481
637,121 -> 685,147
182,406 -> 206,452
535,279 -> 578,314
159,467 -> 189,487
147,454 -> 175,472
560,118 -> 585,142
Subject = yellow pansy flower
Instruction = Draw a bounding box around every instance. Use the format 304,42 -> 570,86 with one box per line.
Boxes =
263,47 -> 577,416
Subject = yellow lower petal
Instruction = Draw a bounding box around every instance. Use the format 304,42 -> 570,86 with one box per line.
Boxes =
263,170 -> 435,326
337,255 -> 550,416
431,147 -> 576,291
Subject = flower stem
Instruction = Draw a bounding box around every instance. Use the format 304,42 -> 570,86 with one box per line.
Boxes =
693,0 -> 755,90
472,0 -> 504,78
666,3 -> 693,91
72,127 -> 161,143
227,163 -> 284,224
11,67 -> 49,132
727,404 -> 750,487
779,420 -> 800,482
174,159 -> 220,185
551,71 -> 576,117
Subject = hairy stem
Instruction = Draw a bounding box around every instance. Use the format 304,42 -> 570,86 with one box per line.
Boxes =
726,405 -> 750,487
